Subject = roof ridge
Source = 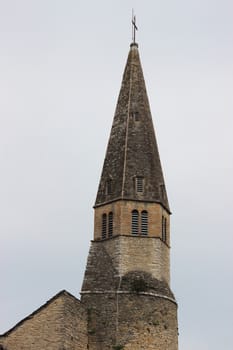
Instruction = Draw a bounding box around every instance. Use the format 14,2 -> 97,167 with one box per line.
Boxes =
121,47 -> 134,198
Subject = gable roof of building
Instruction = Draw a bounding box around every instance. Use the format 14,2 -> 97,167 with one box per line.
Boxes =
0,290 -> 81,337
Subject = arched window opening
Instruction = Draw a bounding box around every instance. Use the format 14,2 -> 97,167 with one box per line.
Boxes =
141,210 -> 148,235
132,210 -> 139,234
108,212 -> 113,237
102,214 -> 107,239
162,216 -> 167,243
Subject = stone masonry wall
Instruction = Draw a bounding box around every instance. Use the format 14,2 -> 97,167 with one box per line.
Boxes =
81,231 -> 177,350
118,294 -> 178,350
94,201 -> 170,246
0,291 -> 88,350
82,292 -> 178,350
86,235 -> 170,285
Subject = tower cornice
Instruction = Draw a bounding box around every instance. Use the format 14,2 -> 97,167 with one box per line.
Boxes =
93,197 -> 171,214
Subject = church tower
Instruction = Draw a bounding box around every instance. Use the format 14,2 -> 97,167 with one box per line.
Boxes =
81,40 -> 179,350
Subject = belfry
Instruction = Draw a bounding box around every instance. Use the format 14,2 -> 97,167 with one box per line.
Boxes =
0,29 -> 178,350
81,39 -> 179,349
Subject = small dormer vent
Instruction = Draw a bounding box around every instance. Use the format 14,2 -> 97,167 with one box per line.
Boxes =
135,176 -> 144,193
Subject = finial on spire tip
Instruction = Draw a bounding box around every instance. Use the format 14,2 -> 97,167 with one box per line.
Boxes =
131,9 -> 138,45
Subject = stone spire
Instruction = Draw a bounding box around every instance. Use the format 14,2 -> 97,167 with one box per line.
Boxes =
82,41 -> 178,350
95,43 -> 170,212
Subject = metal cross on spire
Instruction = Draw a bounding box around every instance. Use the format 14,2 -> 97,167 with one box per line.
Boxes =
132,10 -> 138,44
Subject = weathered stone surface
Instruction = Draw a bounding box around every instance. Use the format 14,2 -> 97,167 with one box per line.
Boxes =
82,292 -> 178,350
117,294 -> 178,350
82,239 -> 120,292
0,291 -> 88,350
120,271 -> 175,299
82,235 -> 170,289
81,239 -> 178,350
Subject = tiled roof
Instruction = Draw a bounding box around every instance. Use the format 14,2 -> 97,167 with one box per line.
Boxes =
95,43 -> 170,212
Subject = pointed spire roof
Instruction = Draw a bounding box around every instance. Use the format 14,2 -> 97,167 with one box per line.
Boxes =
95,43 -> 170,213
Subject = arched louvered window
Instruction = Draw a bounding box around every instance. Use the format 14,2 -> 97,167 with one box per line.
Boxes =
102,214 -> 107,239
132,210 -> 139,234
108,212 -> 113,237
141,210 -> 148,235
162,216 -> 167,243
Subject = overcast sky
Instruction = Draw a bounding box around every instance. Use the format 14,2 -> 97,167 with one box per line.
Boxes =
0,1 -> 233,349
